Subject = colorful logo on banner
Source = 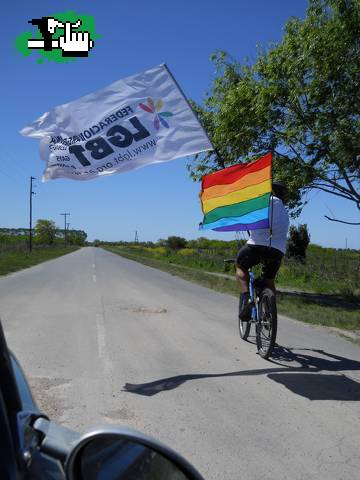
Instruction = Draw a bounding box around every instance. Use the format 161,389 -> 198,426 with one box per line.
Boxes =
15,11 -> 99,63
139,98 -> 174,130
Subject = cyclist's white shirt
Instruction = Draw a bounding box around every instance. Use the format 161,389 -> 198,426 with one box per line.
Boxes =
247,196 -> 289,254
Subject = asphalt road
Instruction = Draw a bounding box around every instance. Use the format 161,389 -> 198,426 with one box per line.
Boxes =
1,247 -> 360,480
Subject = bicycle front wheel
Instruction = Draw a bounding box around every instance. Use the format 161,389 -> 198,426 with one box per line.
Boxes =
256,288 -> 277,359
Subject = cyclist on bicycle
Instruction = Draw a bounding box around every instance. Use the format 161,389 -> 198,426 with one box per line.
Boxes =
236,182 -> 289,320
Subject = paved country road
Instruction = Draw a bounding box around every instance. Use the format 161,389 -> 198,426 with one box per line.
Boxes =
1,247 -> 359,480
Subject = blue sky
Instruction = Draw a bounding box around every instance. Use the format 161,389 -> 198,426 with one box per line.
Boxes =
1,0 -> 359,248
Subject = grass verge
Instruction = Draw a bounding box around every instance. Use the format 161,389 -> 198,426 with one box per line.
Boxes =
0,247 -> 80,276
106,247 -> 360,337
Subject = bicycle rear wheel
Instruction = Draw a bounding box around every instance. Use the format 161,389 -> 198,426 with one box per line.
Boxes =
238,294 -> 251,340
256,288 -> 277,359
238,316 -> 251,340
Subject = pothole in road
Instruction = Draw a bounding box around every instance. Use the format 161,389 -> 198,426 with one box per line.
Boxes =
28,376 -> 71,422
103,407 -> 135,422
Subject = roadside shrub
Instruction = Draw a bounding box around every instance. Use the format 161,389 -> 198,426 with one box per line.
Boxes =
150,246 -> 167,256
178,248 -> 195,256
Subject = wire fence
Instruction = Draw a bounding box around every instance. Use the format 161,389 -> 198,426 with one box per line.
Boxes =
0,242 -> 70,254
283,253 -> 360,282
0,241 -> 29,254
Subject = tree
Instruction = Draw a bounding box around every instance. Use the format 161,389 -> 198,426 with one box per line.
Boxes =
286,224 -> 311,261
157,238 -> 168,247
165,236 -> 187,250
195,237 -> 212,250
34,219 -> 57,245
190,0 -> 360,223
67,230 -> 87,246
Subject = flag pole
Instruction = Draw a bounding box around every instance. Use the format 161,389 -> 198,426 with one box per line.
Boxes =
162,64 -> 224,168
269,193 -> 274,247
269,151 -> 274,247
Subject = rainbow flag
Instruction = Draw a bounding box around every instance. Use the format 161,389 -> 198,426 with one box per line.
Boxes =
200,153 -> 272,231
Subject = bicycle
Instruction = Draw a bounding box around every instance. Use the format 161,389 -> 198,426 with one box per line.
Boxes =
224,259 -> 278,359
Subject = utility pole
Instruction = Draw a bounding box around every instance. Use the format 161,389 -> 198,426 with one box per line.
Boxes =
60,213 -> 70,247
66,223 -> 70,244
29,176 -> 36,252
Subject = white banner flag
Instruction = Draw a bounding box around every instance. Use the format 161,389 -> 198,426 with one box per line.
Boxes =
21,64 -> 213,181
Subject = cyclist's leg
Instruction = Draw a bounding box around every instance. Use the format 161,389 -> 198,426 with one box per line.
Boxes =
235,265 -> 249,293
260,247 -> 284,292
235,245 -> 261,290
236,266 -> 253,321
236,245 -> 261,319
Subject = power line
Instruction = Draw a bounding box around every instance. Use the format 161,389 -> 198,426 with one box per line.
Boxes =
0,164 -> 24,186
0,148 -> 32,179
1,128 -> 36,176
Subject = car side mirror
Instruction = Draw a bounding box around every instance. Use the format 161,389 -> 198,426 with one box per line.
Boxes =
66,427 -> 204,480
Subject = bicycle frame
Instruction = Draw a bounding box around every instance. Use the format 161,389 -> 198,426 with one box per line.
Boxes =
248,270 -> 258,322
229,258 -> 278,359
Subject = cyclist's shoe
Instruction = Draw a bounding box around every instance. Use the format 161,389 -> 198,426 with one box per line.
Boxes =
238,292 -> 253,321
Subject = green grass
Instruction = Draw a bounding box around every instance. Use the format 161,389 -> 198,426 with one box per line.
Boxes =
106,246 -> 360,335
0,246 -> 80,276
104,244 -> 359,296
106,247 -> 241,294
277,293 -> 359,331
276,256 -> 359,296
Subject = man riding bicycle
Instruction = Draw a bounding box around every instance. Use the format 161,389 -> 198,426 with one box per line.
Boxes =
236,182 -> 289,320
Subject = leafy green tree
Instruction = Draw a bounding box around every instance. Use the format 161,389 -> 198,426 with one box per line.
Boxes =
157,238 -> 168,247
67,230 -> 87,246
195,237 -> 212,250
165,236 -> 187,250
286,224 -> 311,261
34,219 -> 57,245
190,0 -> 360,223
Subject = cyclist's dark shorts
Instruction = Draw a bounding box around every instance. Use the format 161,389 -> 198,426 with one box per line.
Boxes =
236,244 -> 283,280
